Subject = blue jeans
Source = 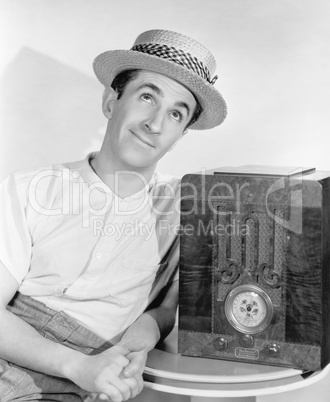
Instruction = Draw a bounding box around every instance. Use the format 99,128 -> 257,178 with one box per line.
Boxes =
0,293 -> 113,401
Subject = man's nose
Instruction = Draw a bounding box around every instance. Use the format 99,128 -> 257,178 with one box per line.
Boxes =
144,108 -> 163,133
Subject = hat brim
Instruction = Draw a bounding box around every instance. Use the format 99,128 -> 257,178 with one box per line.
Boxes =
93,50 -> 227,130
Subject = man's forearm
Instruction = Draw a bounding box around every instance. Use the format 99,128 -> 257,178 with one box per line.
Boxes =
0,306 -> 146,399
121,305 -> 176,351
144,306 -> 176,343
118,305 -> 176,380
147,278 -> 178,343
121,312 -> 161,351
122,280 -> 178,350
0,307 -> 83,379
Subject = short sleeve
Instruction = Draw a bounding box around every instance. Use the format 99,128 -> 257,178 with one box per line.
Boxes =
0,174 -> 32,284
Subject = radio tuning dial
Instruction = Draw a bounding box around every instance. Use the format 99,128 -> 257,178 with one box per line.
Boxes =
224,284 -> 274,334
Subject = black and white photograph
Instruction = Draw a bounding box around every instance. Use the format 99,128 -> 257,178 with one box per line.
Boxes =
0,1 -> 329,401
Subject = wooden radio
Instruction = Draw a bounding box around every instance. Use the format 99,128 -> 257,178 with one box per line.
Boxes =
178,166 -> 330,371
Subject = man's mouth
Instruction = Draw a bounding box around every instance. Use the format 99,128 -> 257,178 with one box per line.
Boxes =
130,131 -> 155,148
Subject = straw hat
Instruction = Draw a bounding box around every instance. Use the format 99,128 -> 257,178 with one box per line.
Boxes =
93,29 -> 227,130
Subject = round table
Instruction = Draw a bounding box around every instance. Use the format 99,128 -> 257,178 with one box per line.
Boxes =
143,327 -> 329,402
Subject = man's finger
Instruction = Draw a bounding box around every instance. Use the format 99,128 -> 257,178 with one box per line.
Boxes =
105,374 -> 131,401
122,374 -> 144,398
123,351 -> 147,377
98,393 -> 111,401
95,384 -> 124,402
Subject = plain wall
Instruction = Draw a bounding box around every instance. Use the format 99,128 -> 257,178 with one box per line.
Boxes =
1,0 -> 329,181
1,1 -> 330,401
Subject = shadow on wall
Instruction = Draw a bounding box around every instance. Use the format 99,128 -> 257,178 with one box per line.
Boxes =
0,47 -> 105,181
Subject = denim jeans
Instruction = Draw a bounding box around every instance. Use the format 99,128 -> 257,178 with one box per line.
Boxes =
0,293 -> 113,401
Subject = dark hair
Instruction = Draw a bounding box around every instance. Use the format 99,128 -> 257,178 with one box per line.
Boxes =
111,69 -> 141,100
111,69 -> 203,129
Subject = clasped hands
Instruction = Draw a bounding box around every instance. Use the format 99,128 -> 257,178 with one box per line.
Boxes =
70,339 -> 148,402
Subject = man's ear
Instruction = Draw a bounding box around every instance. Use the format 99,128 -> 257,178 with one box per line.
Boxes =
102,87 -> 118,119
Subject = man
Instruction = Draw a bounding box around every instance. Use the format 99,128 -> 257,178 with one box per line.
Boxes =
0,29 -> 227,401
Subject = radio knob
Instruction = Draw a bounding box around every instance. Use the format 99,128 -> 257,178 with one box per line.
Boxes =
268,342 -> 281,357
239,334 -> 254,348
213,337 -> 228,351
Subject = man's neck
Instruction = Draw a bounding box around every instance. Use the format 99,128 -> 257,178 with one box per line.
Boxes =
90,153 -> 156,199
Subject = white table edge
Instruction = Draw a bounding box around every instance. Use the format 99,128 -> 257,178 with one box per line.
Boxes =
143,364 -> 329,397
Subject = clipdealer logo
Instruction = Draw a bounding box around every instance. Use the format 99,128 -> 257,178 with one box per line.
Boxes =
27,168 -> 179,228
26,167 -> 303,235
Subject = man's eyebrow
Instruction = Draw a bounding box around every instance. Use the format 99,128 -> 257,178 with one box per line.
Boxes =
175,101 -> 190,117
137,83 -> 191,116
136,83 -> 164,96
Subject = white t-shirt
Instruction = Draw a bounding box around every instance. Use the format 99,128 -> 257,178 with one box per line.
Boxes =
0,153 -> 180,340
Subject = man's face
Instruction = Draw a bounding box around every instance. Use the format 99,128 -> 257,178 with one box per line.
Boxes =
103,70 -> 197,171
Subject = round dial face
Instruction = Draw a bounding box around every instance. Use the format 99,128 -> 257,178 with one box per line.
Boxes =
225,285 -> 273,334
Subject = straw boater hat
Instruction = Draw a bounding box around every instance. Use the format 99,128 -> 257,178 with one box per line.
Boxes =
93,29 -> 227,130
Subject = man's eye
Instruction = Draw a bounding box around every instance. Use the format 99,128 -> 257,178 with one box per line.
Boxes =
171,110 -> 183,121
141,94 -> 153,103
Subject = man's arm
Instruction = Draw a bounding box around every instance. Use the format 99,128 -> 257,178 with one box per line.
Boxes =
120,279 -> 178,378
0,262 -> 144,401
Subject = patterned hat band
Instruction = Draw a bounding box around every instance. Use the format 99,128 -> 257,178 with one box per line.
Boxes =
131,43 -> 218,85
